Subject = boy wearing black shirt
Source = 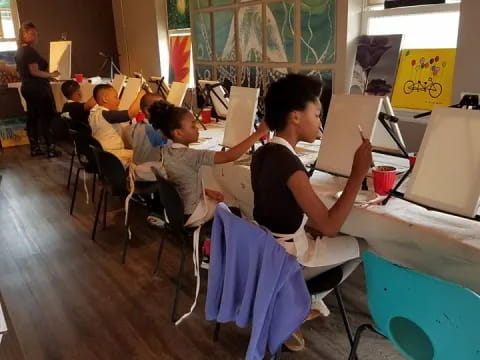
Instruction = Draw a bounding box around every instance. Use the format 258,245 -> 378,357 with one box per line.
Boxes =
61,80 -> 96,134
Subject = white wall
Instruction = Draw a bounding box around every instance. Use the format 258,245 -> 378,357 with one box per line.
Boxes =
111,0 -> 168,79
452,0 -> 480,102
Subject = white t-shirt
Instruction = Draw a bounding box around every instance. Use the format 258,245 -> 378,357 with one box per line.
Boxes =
88,104 -> 130,150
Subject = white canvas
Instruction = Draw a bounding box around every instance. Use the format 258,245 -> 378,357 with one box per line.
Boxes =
167,82 -> 188,106
199,80 -> 229,118
371,96 -> 406,154
49,41 -> 71,80
316,94 -> 383,176
405,107 -> 480,218
111,74 -> 126,94
118,77 -> 141,111
222,86 -> 259,148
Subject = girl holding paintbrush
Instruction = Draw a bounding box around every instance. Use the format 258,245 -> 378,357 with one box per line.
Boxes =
251,74 -> 372,351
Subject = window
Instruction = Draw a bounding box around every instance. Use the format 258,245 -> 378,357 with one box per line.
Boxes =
363,1 -> 461,49
0,0 -> 20,52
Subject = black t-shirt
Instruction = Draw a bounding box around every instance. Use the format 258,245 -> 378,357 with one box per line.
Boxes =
251,143 -> 307,234
15,45 -> 49,84
62,101 -> 91,134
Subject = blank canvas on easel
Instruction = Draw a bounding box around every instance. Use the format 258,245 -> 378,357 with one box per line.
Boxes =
222,86 -> 259,148
49,41 -> 71,80
167,82 -> 188,106
118,77 -> 141,111
405,107 -> 480,218
316,94 -> 383,176
111,74 -> 126,94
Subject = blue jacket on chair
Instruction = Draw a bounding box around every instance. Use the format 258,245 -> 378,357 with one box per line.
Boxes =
206,203 -> 310,360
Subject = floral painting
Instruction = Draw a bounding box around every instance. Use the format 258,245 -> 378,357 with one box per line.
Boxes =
192,12 -> 213,61
214,9 -> 236,61
350,35 -> 403,97
169,35 -> 191,83
301,0 -> 335,64
266,1 -> 295,63
238,5 -> 263,62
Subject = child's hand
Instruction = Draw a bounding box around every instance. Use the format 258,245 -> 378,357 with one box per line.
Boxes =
205,189 -> 224,202
256,119 -> 269,136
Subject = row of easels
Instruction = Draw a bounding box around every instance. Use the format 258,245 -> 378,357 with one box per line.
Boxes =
315,94 -> 480,220
112,74 -> 189,111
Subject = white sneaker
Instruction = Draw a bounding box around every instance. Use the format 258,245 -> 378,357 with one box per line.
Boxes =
311,294 -> 330,317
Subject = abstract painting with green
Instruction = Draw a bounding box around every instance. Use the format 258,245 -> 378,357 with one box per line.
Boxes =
168,0 -> 191,29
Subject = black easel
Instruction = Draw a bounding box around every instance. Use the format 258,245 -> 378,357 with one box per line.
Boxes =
382,95 -> 480,222
149,76 -> 169,99
97,52 -> 121,80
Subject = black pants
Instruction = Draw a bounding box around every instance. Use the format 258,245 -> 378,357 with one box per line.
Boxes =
21,82 -> 56,150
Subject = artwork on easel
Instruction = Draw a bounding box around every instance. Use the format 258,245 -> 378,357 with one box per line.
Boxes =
392,48 -> 456,110
222,86 -> 259,148
405,107 -> 480,218
118,77 -> 141,111
167,81 -> 188,106
350,34 -> 403,98
49,41 -> 71,80
315,94 -> 383,177
111,74 -> 126,95
198,80 -> 229,118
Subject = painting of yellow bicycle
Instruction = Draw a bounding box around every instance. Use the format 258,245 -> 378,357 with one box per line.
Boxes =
392,48 -> 456,110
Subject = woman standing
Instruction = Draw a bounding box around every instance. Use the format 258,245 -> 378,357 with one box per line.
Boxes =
15,22 -> 60,157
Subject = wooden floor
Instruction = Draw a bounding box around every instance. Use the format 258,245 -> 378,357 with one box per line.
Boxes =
0,145 -> 404,360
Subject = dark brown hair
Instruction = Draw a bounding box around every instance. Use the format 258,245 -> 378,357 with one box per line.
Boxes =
149,100 -> 189,139
18,21 -> 36,46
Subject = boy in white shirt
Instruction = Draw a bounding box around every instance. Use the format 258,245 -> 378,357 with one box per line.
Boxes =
89,84 -> 145,165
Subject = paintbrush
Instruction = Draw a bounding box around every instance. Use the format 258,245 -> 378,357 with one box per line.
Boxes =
357,125 -> 375,168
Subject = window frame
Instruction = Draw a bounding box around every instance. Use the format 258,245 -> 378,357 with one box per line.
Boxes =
0,0 -> 20,48
361,1 -> 461,36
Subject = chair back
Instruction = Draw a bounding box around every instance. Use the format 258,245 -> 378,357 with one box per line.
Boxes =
363,251 -> 480,360
63,115 -> 91,135
69,129 -> 102,173
151,167 -> 185,233
91,147 -> 128,197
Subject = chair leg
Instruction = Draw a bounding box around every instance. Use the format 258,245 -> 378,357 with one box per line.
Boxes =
91,188 -> 105,241
334,287 -> 355,346
67,150 -> 74,189
92,173 -> 96,203
171,236 -> 187,323
348,324 -> 376,360
69,167 -> 82,215
103,191 -> 108,230
213,323 -> 221,342
153,236 -> 166,274
121,197 -> 130,264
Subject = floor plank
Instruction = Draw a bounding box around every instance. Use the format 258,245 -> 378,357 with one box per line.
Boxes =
0,145 -> 404,359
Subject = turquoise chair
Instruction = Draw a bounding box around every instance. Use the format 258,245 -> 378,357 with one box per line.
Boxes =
349,251 -> 480,360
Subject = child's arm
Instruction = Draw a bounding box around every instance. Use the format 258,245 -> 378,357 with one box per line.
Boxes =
127,89 -> 147,119
214,121 -> 269,164
287,139 -> 372,237
83,97 -> 97,112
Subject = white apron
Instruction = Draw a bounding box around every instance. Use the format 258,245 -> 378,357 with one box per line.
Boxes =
167,143 -> 218,326
268,137 -> 360,268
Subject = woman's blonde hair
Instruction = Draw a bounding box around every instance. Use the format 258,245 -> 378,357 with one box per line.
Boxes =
18,21 -> 36,46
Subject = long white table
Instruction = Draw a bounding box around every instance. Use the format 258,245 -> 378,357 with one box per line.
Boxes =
194,122 -> 480,294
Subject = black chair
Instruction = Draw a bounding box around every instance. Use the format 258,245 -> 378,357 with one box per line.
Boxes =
69,130 -> 102,215
91,148 -> 158,262
63,116 -> 92,189
151,167 -> 198,323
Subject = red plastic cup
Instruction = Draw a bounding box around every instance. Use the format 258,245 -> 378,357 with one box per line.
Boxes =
372,166 -> 396,196
201,107 -> 212,124
409,155 -> 417,167
74,74 -> 84,83
136,112 -> 145,123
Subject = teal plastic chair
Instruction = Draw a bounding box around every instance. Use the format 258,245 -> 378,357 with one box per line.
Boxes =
349,251 -> 480,360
